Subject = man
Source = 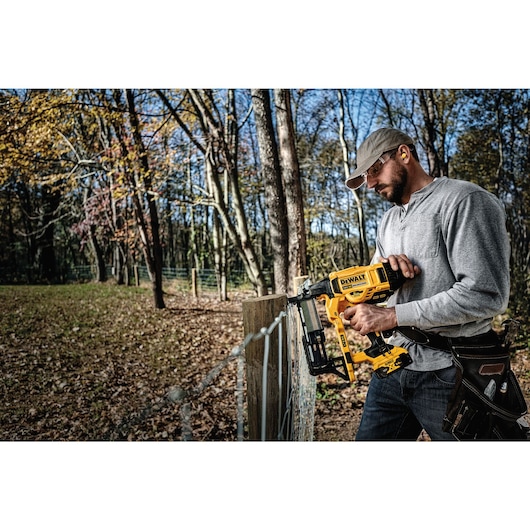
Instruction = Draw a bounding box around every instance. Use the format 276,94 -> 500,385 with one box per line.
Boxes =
343,127 -> 512,440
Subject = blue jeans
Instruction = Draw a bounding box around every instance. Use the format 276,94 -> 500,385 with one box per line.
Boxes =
355,365 -> 457,441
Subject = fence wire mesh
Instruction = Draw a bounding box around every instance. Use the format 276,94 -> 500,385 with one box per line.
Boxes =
103,300 -> 316,441
287,303 -> 317,441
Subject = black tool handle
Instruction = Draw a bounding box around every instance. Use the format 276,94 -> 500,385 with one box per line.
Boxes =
381,261 -> 407,291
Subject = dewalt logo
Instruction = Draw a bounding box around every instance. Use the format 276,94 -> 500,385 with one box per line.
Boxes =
340,274 -> 367,288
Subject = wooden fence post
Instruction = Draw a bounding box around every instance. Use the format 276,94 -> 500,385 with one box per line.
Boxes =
243,294 -> 288,441
291,275 -> 317,441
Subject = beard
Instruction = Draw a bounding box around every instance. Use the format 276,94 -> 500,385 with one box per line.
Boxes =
379,165 -> 408,205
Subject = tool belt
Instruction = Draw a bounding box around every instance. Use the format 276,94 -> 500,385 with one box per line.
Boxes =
398,324 -> 529,440
397,326 -> 499,352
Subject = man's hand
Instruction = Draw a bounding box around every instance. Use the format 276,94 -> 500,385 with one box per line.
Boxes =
381,254 -> 420,279
343,254 -> 419,335
343,304 -> 397,336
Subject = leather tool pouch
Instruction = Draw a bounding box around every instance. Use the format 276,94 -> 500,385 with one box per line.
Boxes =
442,330 -> 528,440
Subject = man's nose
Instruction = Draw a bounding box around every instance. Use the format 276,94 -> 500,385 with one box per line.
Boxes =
366,174 -> 377,189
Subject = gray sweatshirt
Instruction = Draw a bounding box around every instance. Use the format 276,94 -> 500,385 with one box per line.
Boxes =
373,176 -> 511,371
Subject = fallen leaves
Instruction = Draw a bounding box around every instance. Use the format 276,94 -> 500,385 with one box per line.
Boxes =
1,283 -> 529,441
0,284 -> 245,441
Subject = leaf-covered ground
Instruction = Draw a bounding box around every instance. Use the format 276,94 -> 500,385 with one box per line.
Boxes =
1,283 -> 529,441
1,284 -> 245,441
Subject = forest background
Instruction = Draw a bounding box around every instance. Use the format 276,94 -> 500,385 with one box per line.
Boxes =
2,88 -> 530,334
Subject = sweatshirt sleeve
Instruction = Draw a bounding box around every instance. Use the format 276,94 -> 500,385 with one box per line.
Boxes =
394,190 -> 510,331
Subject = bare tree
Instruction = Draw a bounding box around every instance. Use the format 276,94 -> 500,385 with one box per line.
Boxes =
418,89 -> 445,177
124,89 -> 165,309
274,89 -> 307,289
156,89 -> 269,296
337,89 -> 369,265
252,89 -> 289,294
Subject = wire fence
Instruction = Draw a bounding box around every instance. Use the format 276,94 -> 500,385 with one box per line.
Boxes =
0,265 -> 272,291
66,265 -> 271,291
2,263 -> 310,440
103,302 -> 316,441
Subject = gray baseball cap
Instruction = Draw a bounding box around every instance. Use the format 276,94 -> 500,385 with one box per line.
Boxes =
346,128 -> 415,189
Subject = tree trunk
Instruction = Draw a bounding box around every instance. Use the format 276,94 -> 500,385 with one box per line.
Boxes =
37,185 -> 61,283
81,184 -> 107,282
252,89 -> 289,294
187,150 -> 201,271
6,190 -> 18,276
113,244 -> 125,285
89,224 -> 107,282
274,89 -> 307,293
206,156 -> 228,301
418,89 -> 443,177
125,89 -> 165,309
